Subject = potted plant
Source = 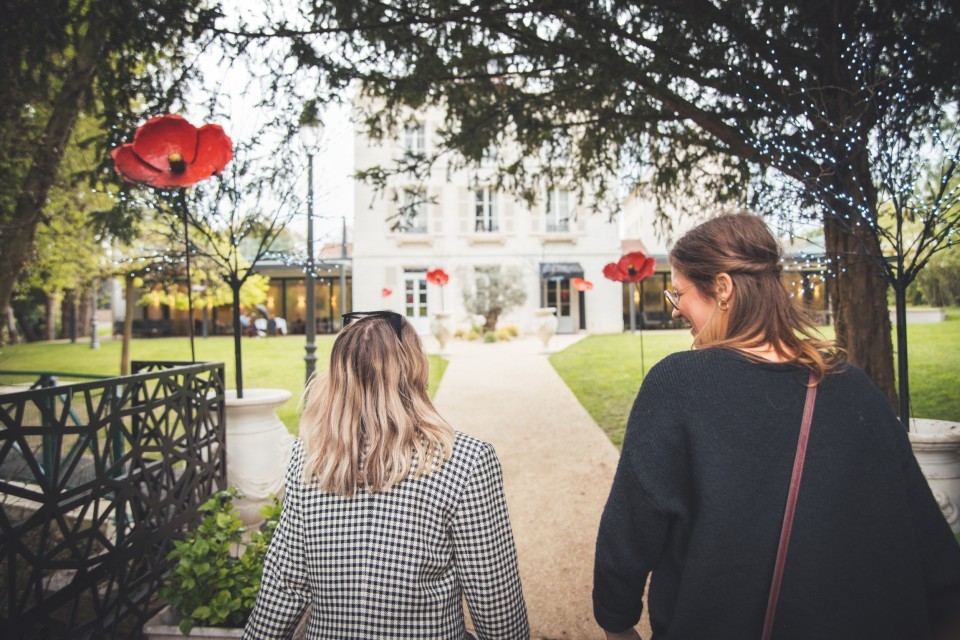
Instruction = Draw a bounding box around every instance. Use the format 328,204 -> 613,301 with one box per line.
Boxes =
143,489 -> 307,638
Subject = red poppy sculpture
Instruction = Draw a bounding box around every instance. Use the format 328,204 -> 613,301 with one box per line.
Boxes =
112,114 -> 233,188
603,250 -> 657,375
426,268 -> 450,286
602,251 -> 657,283
426,268 -> 450,310
381,288 -> 393,298
571,277 -> 594,292
112,114 -> 233,364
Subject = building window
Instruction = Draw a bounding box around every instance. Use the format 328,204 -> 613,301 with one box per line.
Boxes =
544,277 -> 571,317
404,123 -> 425,156
404,270 -> 428,318
546,188 -> 570,232
399,189 -> 428,233
474,187 -> 498,232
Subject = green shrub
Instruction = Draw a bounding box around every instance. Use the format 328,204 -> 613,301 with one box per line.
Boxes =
482,331 -> 498,343
501,323 -> 520,337
466,329 -> 480,341
495,327 -> 513,341
453,328 -> 466,339
160,489 -> 282,635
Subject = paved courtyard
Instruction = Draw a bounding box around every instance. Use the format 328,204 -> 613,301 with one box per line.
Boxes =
431,334 -> 652,640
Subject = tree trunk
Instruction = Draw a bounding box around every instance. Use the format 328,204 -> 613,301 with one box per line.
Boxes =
483,312 -> 498,333
824,215 -> 898,411
0,16 -> 110,327
68,289 -> 78,343
45,293 -> 58,341
77,293 -> 90,339
3,306 -> 20,344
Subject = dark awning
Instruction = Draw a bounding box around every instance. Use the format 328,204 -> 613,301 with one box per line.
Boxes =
540,262 -> 584,280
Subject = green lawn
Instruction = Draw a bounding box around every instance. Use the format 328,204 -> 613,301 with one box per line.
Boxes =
0,335 -> 448,434
550,308 -> 960,448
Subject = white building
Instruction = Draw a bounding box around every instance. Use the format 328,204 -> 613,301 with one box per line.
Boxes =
350,104 -> 625,335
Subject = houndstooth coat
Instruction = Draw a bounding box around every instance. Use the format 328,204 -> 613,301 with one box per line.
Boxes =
243,432 -> 529,640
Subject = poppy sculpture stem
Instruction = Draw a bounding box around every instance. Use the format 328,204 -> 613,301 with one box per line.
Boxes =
636,281 -> 646,378
180,188 -> 196,362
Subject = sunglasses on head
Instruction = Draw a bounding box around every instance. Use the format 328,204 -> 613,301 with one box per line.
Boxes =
341,311 -> 406,339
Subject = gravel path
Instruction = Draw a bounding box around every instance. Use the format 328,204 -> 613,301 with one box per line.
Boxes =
431,334 -> 652,640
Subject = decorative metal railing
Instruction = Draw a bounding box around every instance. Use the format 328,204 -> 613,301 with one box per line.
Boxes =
0,361 -> 226,639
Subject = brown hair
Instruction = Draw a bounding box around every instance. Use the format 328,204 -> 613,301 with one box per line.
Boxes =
668,212 -> 840,381
300,314 -> 455,496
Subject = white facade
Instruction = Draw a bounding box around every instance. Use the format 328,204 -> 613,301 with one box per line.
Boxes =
350,105 -> 624,335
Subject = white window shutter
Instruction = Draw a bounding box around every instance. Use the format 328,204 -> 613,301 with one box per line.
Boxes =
430,191 -> 443,234
502,193 -> 514,234
530,196 -> 542,233
459,187 -> 470,234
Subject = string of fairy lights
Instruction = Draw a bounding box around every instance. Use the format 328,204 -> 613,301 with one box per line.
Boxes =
732,27 -> 959,293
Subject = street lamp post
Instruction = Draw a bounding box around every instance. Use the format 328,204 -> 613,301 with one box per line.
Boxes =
304,149 -> 317,382
300,117 -> 324,383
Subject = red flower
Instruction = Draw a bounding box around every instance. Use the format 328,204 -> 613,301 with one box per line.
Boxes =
112,114 -> 233,188
381,288 -> 393,298
426,268 -> 450,286
571,277 -> 593,292
602,251 -> 657,283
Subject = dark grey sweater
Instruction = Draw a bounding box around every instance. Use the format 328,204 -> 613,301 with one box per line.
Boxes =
593,348 -> 960,639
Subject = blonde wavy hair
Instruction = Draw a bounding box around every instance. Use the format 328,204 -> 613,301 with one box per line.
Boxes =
669,212 -> 842,383
300,312 -> 455,496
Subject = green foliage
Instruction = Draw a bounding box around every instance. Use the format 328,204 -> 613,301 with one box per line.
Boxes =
0,335 -> 448,433
549,316 -> 960,448
910,246 -> 960,307
482,331 -> 498,343
462,266 -> 527,333
0,0 -> 221,323
272,0 -> 960,403
494,327 -> 514,342
160,489 -> 281,634
140,270 -> 270,312
500,324 -> 520,338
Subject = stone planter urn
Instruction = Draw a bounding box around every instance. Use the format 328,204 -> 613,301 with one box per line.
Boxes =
535,307 -> 559,352
431,312 -> 454,354
908,418 -> 960,534
224,388 -> 295,527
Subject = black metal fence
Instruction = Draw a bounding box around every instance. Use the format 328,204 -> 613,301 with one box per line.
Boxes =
0,361 -> 226,639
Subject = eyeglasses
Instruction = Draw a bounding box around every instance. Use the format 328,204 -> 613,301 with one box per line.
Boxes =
664,284 -> 695,311
342,311 -> 406,339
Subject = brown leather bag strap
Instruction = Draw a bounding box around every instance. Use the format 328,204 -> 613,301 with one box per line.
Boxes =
761,371 -> 818,640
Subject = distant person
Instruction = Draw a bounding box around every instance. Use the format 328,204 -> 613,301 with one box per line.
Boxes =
292,317 -> 305,334
244,310 -> 529,640
239,311 -> 255,337
593,213 -> 960,640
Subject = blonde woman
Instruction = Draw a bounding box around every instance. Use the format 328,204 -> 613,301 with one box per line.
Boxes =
593,214 -> 960,640
244,311 -> 528,640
